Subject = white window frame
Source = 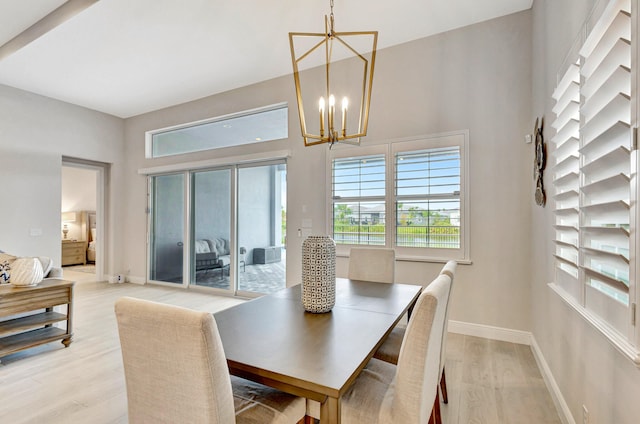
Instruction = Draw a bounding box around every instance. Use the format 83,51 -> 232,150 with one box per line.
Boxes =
327,131 -> 469,262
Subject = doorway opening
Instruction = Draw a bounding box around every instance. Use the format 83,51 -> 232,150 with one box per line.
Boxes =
61,158 -> 108,282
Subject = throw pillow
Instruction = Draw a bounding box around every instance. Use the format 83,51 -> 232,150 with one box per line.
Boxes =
0,252 -> 17,265
0,260 -> 10,284
10,257 -> 44,287
195,240 -> 211,254
37,256 -> 53,277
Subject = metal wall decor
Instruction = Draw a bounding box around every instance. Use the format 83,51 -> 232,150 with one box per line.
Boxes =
533,117 -> 546,206
289,0 -> 377,147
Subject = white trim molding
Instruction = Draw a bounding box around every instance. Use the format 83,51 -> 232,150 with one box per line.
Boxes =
138,149 -> 291,175
530,335 -> 576,424
549,282 -> 640,366
448,320 -> 531,345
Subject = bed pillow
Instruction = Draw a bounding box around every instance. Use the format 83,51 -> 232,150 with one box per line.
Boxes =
91,228 -> 97,241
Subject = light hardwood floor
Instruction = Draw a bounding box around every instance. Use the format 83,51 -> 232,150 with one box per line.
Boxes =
0,273 -> 561,423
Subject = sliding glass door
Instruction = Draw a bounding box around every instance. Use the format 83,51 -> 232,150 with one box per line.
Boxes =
148,161 -> 286,295
191,169 -> 232,291
237,162 -> 287,294
149,173 -> 184,284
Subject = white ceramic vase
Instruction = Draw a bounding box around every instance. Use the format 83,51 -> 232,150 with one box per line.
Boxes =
301,235 -> 336,313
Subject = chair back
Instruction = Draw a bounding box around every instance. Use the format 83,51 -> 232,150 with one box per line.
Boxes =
115,297 -> 236,424
380,274 -> 452,423
348,248 -> 395,283
439,260 -> 456,280
439,260 -> 457,375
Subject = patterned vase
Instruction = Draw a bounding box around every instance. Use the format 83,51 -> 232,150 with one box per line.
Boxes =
302,235 -> 336,313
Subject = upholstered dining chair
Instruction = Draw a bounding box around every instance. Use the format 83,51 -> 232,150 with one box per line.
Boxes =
342,273 -> 451,423
115,297 -> 306,424
348,247 -> 395,283
305,274 -> 451,423
435,260 -> 457,406
372,260 -> 457,423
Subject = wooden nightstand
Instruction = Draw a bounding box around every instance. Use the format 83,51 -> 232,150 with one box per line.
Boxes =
61,240 -> 87,266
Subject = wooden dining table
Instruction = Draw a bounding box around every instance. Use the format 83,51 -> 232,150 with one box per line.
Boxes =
214,278 -> 422,424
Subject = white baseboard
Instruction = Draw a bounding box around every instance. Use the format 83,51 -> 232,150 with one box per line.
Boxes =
448,320 -> 574,424
105,274 -> 145,284
126,275 -> 145,285
529,336 -> 576,424
448,319 -> 532,345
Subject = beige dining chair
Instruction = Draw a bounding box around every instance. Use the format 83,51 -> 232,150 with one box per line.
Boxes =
342,273 -> 451,423
348,247 -> 395,283
305,274 -> 451,423
115,297 -> 306,424
436,260 -> 456,406
373,260 -> 457,423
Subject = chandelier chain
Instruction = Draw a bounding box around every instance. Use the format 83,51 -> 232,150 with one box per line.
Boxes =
329,0 -> 335,35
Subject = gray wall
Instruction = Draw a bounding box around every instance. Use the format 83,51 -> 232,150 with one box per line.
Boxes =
122,10 -> 534,332
0,84 -> 124,272
531,1 -> 640,423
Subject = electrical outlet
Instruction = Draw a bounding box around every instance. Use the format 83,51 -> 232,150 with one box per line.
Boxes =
582,405 -> 589,424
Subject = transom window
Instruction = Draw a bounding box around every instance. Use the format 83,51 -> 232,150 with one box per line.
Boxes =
146,103 -> 288,158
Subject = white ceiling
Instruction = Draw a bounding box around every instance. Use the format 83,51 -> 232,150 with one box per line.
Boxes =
0,0 -> 533,118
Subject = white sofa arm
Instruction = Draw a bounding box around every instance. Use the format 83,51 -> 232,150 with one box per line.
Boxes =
46,267 -> 64,279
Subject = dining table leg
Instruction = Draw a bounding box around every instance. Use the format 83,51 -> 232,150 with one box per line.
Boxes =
320,396 -> 340,424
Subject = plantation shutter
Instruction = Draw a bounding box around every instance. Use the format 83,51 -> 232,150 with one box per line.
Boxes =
552,62 -> 581,299
332,154 -> 386,245
395,147 -> 461,249
578,0 -> 631,309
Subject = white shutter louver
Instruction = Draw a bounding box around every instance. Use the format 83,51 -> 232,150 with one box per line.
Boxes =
579,0 -> 631,305
550,0 -> 639,358
553,62 -> 581,296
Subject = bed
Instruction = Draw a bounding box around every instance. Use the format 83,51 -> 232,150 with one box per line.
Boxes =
87,211 -> 97,263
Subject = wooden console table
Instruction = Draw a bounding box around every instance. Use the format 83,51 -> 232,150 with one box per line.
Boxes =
0,279 -> 74,359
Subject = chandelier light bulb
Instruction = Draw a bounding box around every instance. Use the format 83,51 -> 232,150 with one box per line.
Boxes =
341,97 -> 348,135
329,95 -> 336,132
319,97 -> 325,136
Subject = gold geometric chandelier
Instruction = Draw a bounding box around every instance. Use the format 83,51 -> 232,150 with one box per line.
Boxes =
289,0 -> 378,147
